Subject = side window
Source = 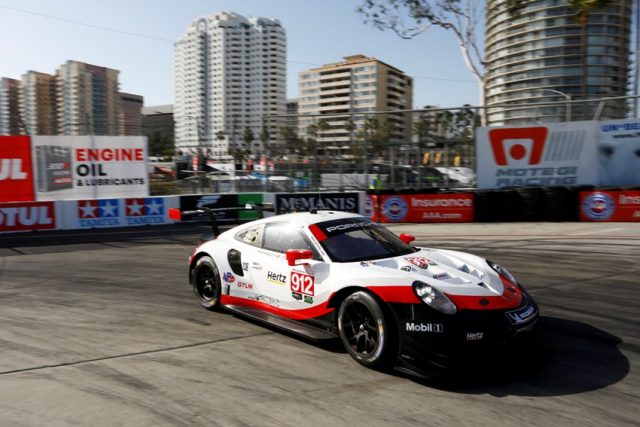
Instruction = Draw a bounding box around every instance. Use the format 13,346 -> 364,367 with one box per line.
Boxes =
234,224 -> 264,247
262,223 -> 319,258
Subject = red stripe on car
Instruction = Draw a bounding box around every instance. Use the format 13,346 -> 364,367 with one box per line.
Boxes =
308,224 -> 327,241
446,276 -> 523,310
220,295 -> 334,320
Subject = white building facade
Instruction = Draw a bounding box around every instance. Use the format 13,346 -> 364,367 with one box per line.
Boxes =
174,12 -> 286,158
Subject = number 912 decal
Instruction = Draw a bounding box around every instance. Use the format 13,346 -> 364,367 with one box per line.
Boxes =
291,271 -> 314,297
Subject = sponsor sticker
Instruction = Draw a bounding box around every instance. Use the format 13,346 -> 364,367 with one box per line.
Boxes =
466,332 -> 484,341
404,257 -> 437,269
237,281 -> 253,289
223,272 -> 235,283
267,271 -> 287,285
432,272 -> 450,280
303,295 -> 314,304
405,322 -> 443,333
290,271 -> 314,296
506,304 -> 537,325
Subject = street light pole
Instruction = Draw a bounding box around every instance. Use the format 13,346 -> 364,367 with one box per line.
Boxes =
541,89 -> 571,122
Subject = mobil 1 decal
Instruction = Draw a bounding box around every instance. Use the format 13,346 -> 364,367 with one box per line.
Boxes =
275,192 -> 359,214
291,270 -> 314,303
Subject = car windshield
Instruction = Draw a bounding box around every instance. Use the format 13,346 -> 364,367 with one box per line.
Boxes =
312,217 -> 415,263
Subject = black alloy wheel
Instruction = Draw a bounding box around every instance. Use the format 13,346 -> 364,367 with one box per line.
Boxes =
191,256 -> 222,310
337,291 -> 396,369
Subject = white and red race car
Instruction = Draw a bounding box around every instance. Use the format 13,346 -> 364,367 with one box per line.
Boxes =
173,207 -> 539,377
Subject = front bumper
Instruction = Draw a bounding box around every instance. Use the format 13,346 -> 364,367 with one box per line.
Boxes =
389,295 -> 540,378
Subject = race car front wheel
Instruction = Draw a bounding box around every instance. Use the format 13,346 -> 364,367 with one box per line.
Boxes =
338,291 -> 396,369
191,256 -> 222,310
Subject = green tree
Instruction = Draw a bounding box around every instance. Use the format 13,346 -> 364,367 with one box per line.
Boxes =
243,127 -> 255,155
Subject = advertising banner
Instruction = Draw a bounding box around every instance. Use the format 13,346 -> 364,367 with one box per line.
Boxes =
0,136 -> 35,202
368,193 -> 474,223
57,196 -> 179,230
0,201 -> 56,232
597,119 -> 640,187
32,136 -> 149,201
274,192 -> 360,215
476,122 -> 599,189
580,191 -> 640,222
179,194 -> 242,222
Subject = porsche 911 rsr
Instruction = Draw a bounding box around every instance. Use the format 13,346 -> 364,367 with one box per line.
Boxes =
176,208 -> 539,377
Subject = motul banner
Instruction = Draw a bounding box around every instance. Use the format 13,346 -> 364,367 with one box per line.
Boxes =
0,135 -> 149,203
0,136 -> 35,202
367,194 -> 473,223
0,201 -> 56,232
580,191 -> 640,222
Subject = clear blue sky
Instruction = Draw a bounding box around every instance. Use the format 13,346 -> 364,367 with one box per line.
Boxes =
0,0 -> 481,109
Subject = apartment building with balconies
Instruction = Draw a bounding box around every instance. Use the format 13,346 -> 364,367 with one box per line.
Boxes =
485,0 -> 632,125
297,54 -> 413,155
0,77 -> 22,135
174,12 -> 286,158
20,71 -> 58,135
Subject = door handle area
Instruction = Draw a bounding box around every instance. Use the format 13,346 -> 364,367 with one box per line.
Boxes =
251,262 -> 263,270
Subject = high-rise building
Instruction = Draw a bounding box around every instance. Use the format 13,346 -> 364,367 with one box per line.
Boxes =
142,104 -> 175,156
0,77 -> 22,135
20,71 -> 57,135
485,0 -> 632,125
297,54 -> 413,153
174,12 -> 286,158
119,92 -> 144,135
57,60 -> 120,135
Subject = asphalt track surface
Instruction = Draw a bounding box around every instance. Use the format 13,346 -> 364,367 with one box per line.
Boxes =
1,221 -> 639,426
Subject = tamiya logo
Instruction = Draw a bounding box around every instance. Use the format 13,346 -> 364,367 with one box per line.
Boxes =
126,198 -> 164,216
582,192 -> 615,221
383,196 -> 408,222
77,199 -> 120,227
223,272 -> 235,283
125,198 -> 165,225
78,199 -> 119,219
489,127 -> 548,166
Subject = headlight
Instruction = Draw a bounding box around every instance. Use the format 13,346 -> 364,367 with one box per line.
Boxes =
412,281 -> 457,314
486,259 -> 517,285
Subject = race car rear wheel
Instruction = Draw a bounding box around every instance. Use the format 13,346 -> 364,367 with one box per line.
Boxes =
337,291 -> 396,369
192,256 -> 222,310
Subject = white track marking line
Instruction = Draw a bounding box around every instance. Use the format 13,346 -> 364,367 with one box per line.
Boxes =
571,228 -> 624,236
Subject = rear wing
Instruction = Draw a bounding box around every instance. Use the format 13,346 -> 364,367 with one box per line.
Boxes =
168,203 -> 274,238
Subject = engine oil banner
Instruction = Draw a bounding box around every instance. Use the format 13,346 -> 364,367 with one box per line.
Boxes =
580,191 -> 640,222
32,136 -> 149,201
368,193 -> 473,223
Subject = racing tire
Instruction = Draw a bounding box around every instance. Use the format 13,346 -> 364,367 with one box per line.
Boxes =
191,256 -> 222,311
337,291 -> 397,370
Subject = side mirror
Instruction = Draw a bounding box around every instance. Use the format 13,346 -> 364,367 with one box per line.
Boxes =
399,233 -> 415,244
286,249 -> 313,266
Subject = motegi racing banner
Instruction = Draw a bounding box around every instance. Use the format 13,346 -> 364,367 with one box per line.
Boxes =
476,122 -> 598,189
367,193 -> 473,223
580,191 -> 640,222
31,136 -> 149,201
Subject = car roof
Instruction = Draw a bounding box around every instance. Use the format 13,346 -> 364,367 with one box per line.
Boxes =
242,210 -> 366,229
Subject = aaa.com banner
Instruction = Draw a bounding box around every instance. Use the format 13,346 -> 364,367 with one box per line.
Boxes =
367,194 -> 473,223
580,191 -> 640,222
0,135 -> 149,203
